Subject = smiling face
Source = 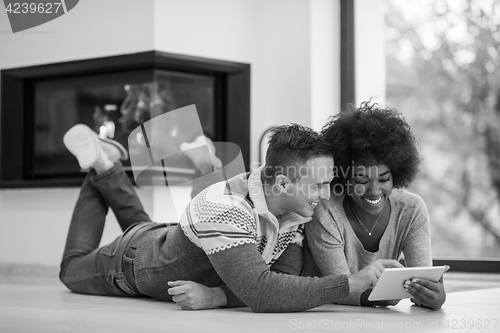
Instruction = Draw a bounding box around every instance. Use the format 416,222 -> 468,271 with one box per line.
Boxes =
346,163 -> 393,215
279,156 -> 334,218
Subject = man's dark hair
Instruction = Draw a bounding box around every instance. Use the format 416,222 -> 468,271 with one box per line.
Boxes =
262,123 -> 331,185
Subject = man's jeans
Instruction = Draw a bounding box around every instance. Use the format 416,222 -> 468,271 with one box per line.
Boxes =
59,163 -> 154,296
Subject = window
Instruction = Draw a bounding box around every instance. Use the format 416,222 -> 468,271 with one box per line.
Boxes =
384,0 -> 500,265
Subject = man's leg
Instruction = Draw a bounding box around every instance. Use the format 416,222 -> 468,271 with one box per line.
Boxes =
59,170 -> 124,295
63,124 -> 151,231
59,124 -> 149,296
92,162 -> 151,232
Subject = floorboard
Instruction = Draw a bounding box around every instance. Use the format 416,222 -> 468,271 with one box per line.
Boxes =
1,281 -> 499,333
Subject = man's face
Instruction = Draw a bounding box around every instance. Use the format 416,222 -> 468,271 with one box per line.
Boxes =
281,156 -> 334,218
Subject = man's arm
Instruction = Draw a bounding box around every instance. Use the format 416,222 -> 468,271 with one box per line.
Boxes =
168,247 -> 401,312
205,242 -> 394,313
269,243 -> 303,275
168,241 -> 348,312
166,243 -> 312,309
219,243 -> 305,308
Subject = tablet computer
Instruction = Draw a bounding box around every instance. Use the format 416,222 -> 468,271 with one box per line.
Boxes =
368,266 -> 447,301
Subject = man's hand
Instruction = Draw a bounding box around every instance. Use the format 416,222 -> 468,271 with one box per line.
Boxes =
167,280 -> 227,310
348,259 -> 404,294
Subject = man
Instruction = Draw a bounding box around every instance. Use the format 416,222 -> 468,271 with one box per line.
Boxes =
59,123 -> 401,313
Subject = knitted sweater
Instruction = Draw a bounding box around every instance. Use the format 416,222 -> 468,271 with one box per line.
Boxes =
134,167 -> 350,312
303,189 -> 432,306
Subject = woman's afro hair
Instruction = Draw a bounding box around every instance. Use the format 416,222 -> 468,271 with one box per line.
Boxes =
321,101 -> 421,188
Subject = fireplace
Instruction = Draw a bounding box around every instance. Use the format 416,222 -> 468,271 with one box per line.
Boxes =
0,51 -> 250,188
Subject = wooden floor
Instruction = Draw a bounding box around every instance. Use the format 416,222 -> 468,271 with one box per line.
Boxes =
1,274 -> 500,333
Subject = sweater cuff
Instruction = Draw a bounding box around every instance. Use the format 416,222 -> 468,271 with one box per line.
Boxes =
219,285 -> 247,308
322,274 -> 350,303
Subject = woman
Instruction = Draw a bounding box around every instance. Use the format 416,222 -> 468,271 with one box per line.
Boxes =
303,101 -> 447,309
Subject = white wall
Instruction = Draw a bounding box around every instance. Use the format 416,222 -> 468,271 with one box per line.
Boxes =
0,0 -> 154,68
311,0 -> 340,131
249,0 -> 313,138
154,0 -> 338,163
355,0 -> 386,106
0,188 -> 155,266
0,0 -> 341,266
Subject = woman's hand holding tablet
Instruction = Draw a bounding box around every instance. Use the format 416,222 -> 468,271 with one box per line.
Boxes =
368,265 -> 449,310
404,265 -> 449,310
